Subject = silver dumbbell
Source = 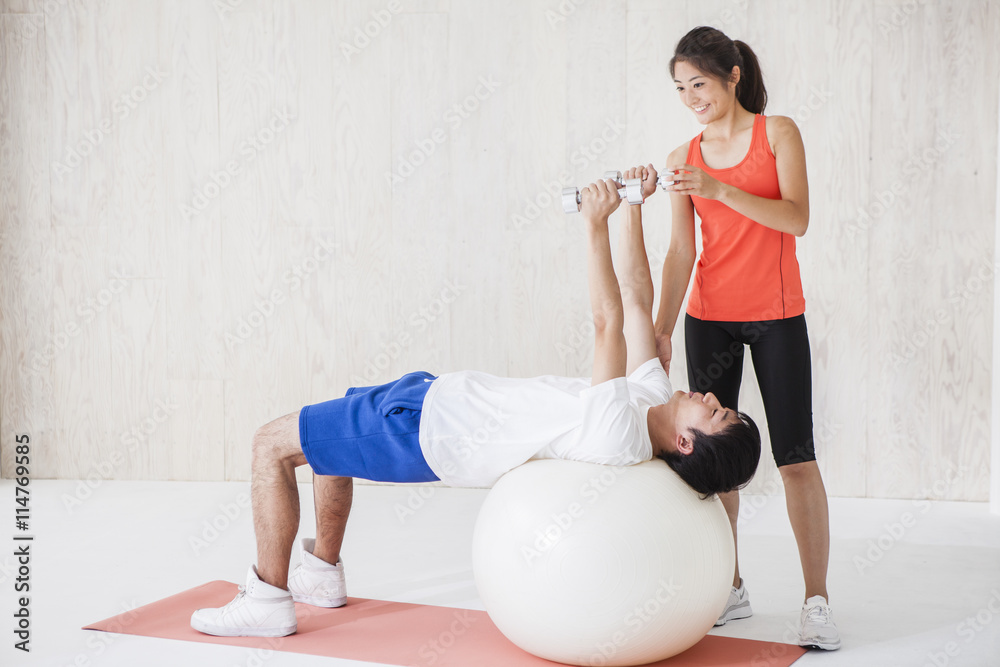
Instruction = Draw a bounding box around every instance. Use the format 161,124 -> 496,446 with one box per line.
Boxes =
561,170 -> 677,214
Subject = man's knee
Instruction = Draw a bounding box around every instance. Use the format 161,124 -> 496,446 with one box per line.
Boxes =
251,427 -> 275,467
251,412 -> 304,466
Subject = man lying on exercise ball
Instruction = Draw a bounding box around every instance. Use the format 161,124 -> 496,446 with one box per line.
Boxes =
190,165 -> 762,638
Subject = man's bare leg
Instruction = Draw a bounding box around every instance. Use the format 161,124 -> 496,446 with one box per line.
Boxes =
251,411 -> 309,590
311,474 -> 353,565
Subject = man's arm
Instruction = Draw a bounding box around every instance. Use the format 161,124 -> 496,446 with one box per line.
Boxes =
581,179 -> 626,387
618,166 -> 659,376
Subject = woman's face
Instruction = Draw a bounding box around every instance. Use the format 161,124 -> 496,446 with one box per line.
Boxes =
673,60 -> 737,125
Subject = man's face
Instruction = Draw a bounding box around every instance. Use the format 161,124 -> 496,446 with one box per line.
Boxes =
672,391 -> 741,441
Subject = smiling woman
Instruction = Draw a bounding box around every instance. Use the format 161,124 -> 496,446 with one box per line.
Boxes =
651,24 -> 837,651
672,29 -> 767,120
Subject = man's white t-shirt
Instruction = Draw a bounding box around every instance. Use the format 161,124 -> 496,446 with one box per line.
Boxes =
417,357 -> 673,487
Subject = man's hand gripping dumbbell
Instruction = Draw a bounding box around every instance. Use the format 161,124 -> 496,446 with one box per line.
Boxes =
561,165 -> 677,214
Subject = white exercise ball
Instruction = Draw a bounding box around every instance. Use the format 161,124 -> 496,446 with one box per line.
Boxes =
472,459 -> 734,667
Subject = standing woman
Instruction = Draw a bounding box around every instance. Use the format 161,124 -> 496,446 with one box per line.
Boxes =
653,26 -> 839,650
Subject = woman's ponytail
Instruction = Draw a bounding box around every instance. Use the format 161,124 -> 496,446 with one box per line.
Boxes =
733,40 -> 766,114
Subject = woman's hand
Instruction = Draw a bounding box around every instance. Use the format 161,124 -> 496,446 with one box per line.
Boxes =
655,331 -> 672,375
666,163 -> 728,200
623,164 -> 659,201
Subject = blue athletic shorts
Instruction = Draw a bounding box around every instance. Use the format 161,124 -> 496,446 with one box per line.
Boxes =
298,371 -> 440,483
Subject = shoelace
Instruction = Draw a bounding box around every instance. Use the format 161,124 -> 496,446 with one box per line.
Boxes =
220,585 -> 247,613
804,604 -> 831,625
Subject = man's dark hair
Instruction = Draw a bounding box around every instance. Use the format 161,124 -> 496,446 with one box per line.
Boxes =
657,411 -> 761,497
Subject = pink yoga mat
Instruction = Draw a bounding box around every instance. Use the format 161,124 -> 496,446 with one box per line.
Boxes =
84,580 -> 807,666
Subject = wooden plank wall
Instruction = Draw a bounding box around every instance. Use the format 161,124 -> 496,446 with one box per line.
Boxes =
0,0 -> 997,500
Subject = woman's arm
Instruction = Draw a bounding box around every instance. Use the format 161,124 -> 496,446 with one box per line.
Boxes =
667,116 -> 810,237
653,145 -> 698,373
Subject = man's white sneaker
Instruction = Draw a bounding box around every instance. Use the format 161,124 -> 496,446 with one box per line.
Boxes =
715,578 -> 753,626
287,538 -> 347,608
190,565 -> 297,637
799,595 -> 841,650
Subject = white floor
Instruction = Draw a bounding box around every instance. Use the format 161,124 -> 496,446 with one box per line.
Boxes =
1,479 -> 999,667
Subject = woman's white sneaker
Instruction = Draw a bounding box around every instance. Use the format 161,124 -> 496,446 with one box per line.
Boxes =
715,578 -> 753,626
190,565 -> 297,637
287,538 -> 347,607
799,595 -> 841,650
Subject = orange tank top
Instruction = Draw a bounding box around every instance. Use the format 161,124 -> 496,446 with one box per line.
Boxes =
685,114 -> 805,322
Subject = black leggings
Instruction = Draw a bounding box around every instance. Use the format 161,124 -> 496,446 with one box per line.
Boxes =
684,314 -> 815,467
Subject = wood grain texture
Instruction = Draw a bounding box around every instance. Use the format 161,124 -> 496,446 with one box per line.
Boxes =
161,0 -> 225,384
444,1 -> 512,378
157,0 -> 228,483
868,0 -> 997,501
0,0 -> 43,12
216,4 -> 300,481
386,12 -> 453,380
46,0 -> 115,228
109,276 -> 168,479
496,1 -> 571,380
47,226 -> 113,478
273,0 -> 334,230
326,0 -> 393,405
0,0 -> 996,501
0,13 -> 55,478
102,0 -> 165,279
